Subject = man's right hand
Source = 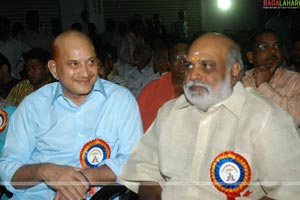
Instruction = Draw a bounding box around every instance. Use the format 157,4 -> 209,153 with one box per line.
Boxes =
39,164 -> 89,200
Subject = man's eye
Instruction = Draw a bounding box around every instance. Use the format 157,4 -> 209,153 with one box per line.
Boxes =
87,59 -> 95,65
70,62 -> 79,67
185,62 -> 192,69
274,43 -> 281,49
257,44 -> 267,50
88,58 -> 98,66
203,63 -> 212,69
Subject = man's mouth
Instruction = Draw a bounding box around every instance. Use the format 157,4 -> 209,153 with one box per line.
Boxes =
266,55 -> 278,62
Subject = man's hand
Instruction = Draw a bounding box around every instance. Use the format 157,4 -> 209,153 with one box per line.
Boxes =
39,164 -> 89,200
253,66 -> 272,87
53,190 -> 69,200
242,75 -> 256,88
138,182 -> 162,200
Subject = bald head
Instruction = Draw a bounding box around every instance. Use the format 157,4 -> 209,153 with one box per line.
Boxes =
188,32 -> 242,85
51,30 -> 95,61
184,32 -> 243,111
190,33 -> 239,62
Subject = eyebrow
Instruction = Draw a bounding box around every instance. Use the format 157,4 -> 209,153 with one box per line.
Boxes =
67,56 -> 97,62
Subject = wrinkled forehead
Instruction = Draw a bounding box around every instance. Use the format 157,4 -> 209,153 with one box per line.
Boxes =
187,39 -> 228,62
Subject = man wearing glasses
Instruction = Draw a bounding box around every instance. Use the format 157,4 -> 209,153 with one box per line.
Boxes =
242,28 -> 300,127
137,41 -> 189,132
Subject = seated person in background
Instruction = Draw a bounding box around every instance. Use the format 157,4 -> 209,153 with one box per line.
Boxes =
152,42 -> 170,76
119,33 -> 300,199
0,16 -> 30,80
97,45 -> 127,87
0,53 -> 19,98
0,30 -> 143,199
137,41 -> 189,132
242,28 -> 300,126
6,47 -> 54,106
288,37 -> 300,72
126,44 -> 158,97
0,91 -> 15,200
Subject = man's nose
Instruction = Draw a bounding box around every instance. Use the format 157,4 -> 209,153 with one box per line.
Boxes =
188,65 -> 204,82
79,63 -> 89,77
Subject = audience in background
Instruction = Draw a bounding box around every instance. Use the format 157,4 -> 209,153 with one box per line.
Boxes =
242,28 -> 300,126
0,91 -> 15,200
265,9 -> 292,62
137,41 -> 189,132
152,41 -> 170,76
0,53 -> 20,98
6,48 -> 53,106
12,22 -> 25,40
101,18 -> 117,47
97,45 -> 127,87
111,21 -> 128,57
0,16 -> 30,80
20,10 -> 54,52
288,37 -> 300,72
119,16 -> 145,65
170,10 -> 189,42
125,44 -> 158,97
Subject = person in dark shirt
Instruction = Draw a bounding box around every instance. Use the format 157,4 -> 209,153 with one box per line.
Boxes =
0,53 -> 19,98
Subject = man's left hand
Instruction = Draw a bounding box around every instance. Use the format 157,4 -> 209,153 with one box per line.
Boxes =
254,66 -> 272,86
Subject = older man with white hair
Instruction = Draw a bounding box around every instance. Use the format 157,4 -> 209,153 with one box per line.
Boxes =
119,32 -> 300,200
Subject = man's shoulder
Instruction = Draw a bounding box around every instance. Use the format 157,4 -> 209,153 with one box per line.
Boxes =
282,67 -> 300,79
142,76 -> 165,90
101,79 -> 133,98
23,82 -> 58,102
245,86 -> 289,115
14,79 -> 30,87
159,94 -> 188,112
275,67 -> 300,87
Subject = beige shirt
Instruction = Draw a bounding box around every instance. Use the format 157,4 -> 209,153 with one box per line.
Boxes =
242,67 -> 300,126
119,82 -> 300,199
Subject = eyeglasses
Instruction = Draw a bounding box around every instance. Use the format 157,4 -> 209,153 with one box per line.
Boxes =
172,53 -> 187,62
256,42 -> 281,51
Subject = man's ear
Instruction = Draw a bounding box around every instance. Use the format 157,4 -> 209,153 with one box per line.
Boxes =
48,60 -> 59,80
230,62 -> 241,86
247,51 -> 254,64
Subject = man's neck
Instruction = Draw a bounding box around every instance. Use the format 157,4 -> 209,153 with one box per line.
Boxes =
32,78 -> 50,91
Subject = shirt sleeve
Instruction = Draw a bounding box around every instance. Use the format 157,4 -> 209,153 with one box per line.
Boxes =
257,77 -> 300,125
0,99 -> 35,193
102,91 -> 143,177
118,115 -> 165,193
255,106 -> 300,198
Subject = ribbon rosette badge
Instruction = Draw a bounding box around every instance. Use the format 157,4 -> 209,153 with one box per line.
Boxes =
210,151 -> 251,200
80,139 -> 111,168
0,110 -> 8,133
